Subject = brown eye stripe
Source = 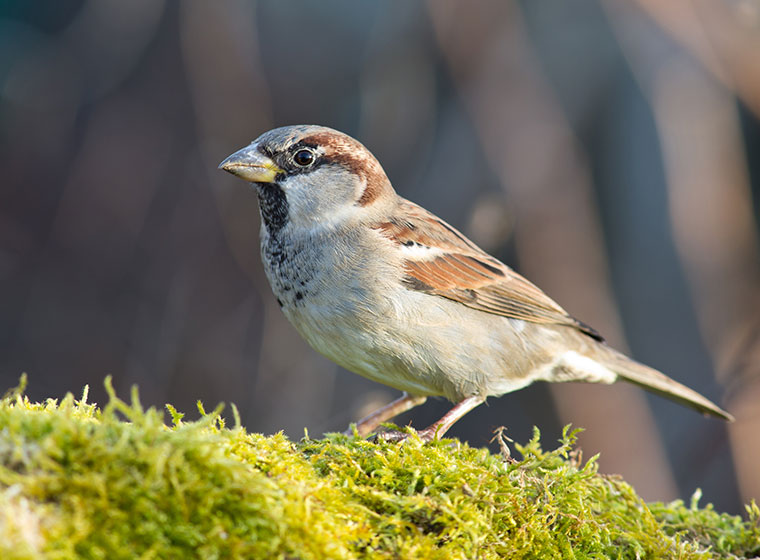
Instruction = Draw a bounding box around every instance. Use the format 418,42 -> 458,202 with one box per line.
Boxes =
299,132 -> 390,206
356,175 -> 387,206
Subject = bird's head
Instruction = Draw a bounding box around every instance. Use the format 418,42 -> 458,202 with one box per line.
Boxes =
219,125 -> 395,234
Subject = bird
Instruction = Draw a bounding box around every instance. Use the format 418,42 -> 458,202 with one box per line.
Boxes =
219,124 -> 733,441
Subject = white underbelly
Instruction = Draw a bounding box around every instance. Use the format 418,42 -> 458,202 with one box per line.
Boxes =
282,285 -> 549,401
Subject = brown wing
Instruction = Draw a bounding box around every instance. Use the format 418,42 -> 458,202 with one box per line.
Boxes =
375,199 -> 603,341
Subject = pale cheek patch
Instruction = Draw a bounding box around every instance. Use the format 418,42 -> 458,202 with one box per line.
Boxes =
280,167 -> 361,231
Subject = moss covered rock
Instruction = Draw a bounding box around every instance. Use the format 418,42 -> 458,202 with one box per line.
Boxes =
0,378 -> 757,559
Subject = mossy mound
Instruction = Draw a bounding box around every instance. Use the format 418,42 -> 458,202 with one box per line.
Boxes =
0,378 -> 757,559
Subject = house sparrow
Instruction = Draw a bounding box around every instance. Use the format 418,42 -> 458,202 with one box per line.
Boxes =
219,125 -> 733,441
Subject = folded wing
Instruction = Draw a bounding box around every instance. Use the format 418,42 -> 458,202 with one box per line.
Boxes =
375,199 -> 602,341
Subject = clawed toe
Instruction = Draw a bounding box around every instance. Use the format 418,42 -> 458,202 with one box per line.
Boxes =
370,427 -> 438,443
346,396 -> 485,443
373,429 -> 412,443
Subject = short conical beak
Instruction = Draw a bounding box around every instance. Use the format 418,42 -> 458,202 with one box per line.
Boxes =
218,144 -> 283,183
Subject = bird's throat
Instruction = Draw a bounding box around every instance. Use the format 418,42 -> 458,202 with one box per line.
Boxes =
256,183 -> 289,234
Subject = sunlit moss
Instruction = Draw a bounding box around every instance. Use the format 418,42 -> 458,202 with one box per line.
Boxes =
0,377 -> 757,559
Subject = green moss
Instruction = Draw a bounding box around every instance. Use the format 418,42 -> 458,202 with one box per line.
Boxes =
0,377 -> 757,559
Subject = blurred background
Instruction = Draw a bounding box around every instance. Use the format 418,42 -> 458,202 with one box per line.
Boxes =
1,0 -> 759,514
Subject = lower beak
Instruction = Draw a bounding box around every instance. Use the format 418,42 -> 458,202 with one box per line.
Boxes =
219,145 -> 283,183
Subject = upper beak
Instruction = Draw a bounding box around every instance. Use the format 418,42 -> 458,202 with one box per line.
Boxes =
218,144 -> 283,183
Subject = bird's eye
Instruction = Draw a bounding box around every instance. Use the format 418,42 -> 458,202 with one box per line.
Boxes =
293,149 -> 315,167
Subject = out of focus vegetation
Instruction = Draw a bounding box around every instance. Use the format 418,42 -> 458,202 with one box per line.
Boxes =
0,379 -> 757,559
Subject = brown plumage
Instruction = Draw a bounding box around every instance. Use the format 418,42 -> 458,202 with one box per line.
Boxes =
220,124 -> 733,442
377,200 -> 602,339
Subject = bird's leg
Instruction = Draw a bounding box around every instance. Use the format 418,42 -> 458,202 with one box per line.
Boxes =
379,395 -> 486,443
346,392 -> 428,437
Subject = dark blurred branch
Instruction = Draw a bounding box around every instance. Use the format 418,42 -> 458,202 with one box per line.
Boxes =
427,0 -> 677,500
605,0 -> 760,505
620,0 -> 760,118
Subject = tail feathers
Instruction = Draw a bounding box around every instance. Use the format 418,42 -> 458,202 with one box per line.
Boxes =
598,347 -> 733,421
